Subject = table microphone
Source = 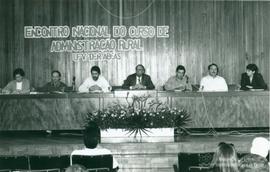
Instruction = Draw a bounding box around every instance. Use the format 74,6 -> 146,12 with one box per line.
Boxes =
186,75 -> 189,83
72,76 -> 76,91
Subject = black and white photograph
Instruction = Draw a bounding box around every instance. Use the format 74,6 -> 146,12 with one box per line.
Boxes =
0,0 -> 269,171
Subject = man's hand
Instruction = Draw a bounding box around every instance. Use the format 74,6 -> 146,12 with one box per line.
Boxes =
133,84 -> 146,90
12,90 -> 22,94
2,89 -> 10,94
89,85 -> 102,91
175,85 -> 186,91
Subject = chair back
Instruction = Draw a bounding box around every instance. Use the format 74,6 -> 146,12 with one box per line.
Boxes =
178,152 -> 214,172
0,156 -> 29,170
188,166 -> 210,172
29,156 -> 69,170
0,170 -> 11,172
12,169 -> 60,172
70,154 -> 113,171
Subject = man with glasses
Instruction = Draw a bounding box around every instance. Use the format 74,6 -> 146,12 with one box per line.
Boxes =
122,64 -> 155,90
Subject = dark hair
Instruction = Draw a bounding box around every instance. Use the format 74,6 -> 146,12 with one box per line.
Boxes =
83,122 -> 101,149
65,164 -> 86,172
13,68 -> 25,78
135,64 -> 145,71
246,64 -> 258,73
176,65 -> 186,74
208,63 -> 219,73
51,70 -> 61,77
239,154 -> 269,172
91,66 -> 101,74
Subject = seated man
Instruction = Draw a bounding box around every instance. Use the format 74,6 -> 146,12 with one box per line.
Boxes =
240,64 -> 267,90
164,65 -> 192,91
199,63 -> 228,92
78,66 -> 111,93
38,70 -> 67,92
70,122 -> 119,171
122,64 -> 155,90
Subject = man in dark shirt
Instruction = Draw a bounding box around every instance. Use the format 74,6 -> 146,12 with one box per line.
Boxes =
122,64 -> 155,90
39,70 -> 67,92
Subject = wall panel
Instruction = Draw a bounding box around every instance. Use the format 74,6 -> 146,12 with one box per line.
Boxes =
0,0 -> 269,89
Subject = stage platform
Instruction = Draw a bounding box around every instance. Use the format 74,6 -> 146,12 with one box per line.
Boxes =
0,130 -> 268,172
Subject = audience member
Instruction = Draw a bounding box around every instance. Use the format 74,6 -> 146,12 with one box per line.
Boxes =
239,153 -> 269,172
250,137 -> 270,158
65,164 -> 87,172
209,142 -> 239,172
70,122 -> 119,171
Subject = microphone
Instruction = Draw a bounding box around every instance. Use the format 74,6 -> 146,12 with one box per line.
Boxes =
186,75 -> 189,83
72,76 -> 76,91
200,86 -> 204,91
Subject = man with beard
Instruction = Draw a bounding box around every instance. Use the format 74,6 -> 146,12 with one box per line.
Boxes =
39,70 -> 67,92
199,63 -> 228,92
78,66 -> 111,92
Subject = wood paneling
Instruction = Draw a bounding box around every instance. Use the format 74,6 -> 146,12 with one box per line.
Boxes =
0,91 -> 268,130
0,0 -> 269,88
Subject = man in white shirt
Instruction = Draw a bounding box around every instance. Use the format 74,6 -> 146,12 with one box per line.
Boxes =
70,122 -> 119,171
78,66 -> 111,93
199,63 -> 228,92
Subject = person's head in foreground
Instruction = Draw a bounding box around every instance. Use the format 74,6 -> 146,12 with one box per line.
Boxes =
239,153 -> 269,172
83,121 -> 101,149
250,137 -> 270,158
210,142 -> 239,172
65,164 -> 86,172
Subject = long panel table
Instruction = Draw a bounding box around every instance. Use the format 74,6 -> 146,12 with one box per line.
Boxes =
0,91 -> 269,130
